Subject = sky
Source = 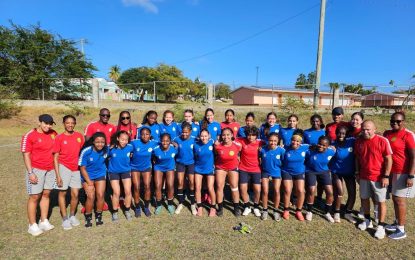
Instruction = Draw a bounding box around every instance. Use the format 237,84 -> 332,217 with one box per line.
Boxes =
1,0 -> 414,91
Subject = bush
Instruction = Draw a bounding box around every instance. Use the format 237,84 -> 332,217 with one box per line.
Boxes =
63,102 -> 91,116
281,96 -> 313,114
0,86 -> 21,119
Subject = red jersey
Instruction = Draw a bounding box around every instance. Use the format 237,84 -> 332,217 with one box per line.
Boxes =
53,131 -> 85,171
349,127 -> 362,138
84,121 -> 116,144
214,142 -> 242,171
21,129 -> 58,171
220,121 -> 241,138
237,138 -> 264,173
326,121 -> 350,141
384,128 -> 415,174
355,134 -> 393,181
117,123 -> 137,140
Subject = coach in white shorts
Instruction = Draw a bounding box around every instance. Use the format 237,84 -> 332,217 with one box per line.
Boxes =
355,120 -> 392,239
383,112 -> 415,239
21,114 -> 58,236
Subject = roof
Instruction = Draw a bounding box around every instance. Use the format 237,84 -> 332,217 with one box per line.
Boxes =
230,86 -> 361,96
362,92 -> 413,99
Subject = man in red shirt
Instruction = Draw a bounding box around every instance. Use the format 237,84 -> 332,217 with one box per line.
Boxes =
355,120 -> 392,239
84,108 -> 116,144
21,114 -> 58,236
383,112 -> 415,239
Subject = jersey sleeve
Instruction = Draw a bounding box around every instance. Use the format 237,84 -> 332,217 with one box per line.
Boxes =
382,138 -> 393,157
52,135 -> 62,154
406,131 -> 415,149
84,123 -> 94,137
21,131 -> 33,153
78,148 -> 89,166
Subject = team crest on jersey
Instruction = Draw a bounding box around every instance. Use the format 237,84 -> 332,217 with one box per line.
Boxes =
214,127 -> 217,131
90,157 -> 94,161
109,128 -> 113,132
112,153 -> 117,157
229,151 -> 235,156
179,144 -> 183,148
63,141 -> 68,145
287,153 -> 291,158
391,136 -> 397,142
173,127 -> 176,131
38,138 -> 42,143
275,129 -> 279,133
158,156 -> 162,159
209,146 -> 213,151
148,148 -> 153,152
136,148 -> 140,152
77,137 -> 82,143
313,155 -> 317,160
127,152 -> 131,157
51,134 -> 55,139
233,127 -> 237,132
301,152 -> 306,157
171,153 -> 176,158
276,155 -> 280,159
156,129 -> 159,134
348,147 -> 353,152
193,127 -> 197,132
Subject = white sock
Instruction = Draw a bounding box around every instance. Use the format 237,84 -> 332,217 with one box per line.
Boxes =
398,225 -> 405,232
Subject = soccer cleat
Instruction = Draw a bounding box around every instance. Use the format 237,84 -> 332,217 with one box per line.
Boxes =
112,212 -> 119,222
191,204 -> 198,216
209,207 -> 217,217
168,205 -> 175,215
388,229 -> 407,240
242,207 -> 252,216
38,219 -> 55,231
143,207 -> 152,217
305,211 -> 313,221
344,213 -> 356,224
234,206 -> 242,217
253,208 -> 261,217
374,225 -> 386,239
84,214 -> 93,228
69,216 -> 80,226
154,206 -> 163,215
325,213 -> 335,223
197,206 -> 203,217
134,207 -> 141,218
358,219 -> 372,231
95,213 -> 104,226
295,211 -> 304,221
282,210 -> 290,220
333,213 -> 341,223
125,210 -> 133,221
175,204 -> 184,215
261,211 -> 268,221
62,219 -> 72,230
28,223 -> 43,236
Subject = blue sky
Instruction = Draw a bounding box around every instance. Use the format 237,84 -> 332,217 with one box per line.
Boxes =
1,0 -> 414,90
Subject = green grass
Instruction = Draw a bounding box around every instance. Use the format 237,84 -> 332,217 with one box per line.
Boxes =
1,102 -> 415,259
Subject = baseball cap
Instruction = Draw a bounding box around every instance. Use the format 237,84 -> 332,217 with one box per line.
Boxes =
332,107 -> 344,115
39,114 -> 55,125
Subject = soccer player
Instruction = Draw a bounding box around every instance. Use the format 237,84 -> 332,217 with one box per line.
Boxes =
220,109 -> 240,138
325,107 -> 349,142
349,112 -> 364,138
200,108 -> 221,141
304,114 -> 326,145
116,110 -> 137,140
259,112 -> 281,141
178,109 -> 200,138
84,108 -> 116,145
280,114 -> 299,148
238,112 -> 256,138
137,110 -> 161,142
159,110 -> 180,140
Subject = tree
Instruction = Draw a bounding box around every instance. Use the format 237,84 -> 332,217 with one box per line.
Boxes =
295,71 -> 315,89
0,22 -> 96,99
215,83 -> 231,99
344,83 -> 376,95
295,73 -> 307,89
109,65 -> 121,83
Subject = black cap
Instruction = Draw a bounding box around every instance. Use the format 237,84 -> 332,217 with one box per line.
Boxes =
332,107 -> 344,115
39,114 -> 55,125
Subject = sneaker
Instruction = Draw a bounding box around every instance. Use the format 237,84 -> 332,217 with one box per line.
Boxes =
234,206 -> 241,217
39,219 -> 55,231
168,205 -> 175,215
344,213 -> 356,224
358,219 -> 373,231
125,210 -> 132,221
112,212 -> 119,222
334,213 -> 341,223
102,202 -> 109,211
374,225 -> 386,239
62,219 -> 72,230
209,207 -> 217,217
385,222 -> 398,232
253,208 -> 261,217
295,211 -> 304,221
217,208 -> 224,217
242,207 -> 252,216
95,213 -> 103,226
28,223 -> 43,236
197,207 -> 203,217
191,204 -> 198,216
282,210 -> 290,220
325,213 -> 335,223
305,211 -> 313,221
175,204 -> 184,214
84,214 -> 93,228
143,207 -> 152,217
134,207 -> 141,218
69,216 -> 80,226
261,211 -> 268,220
388,229 -> 407,240
273,212 -> 281,222
154,206 -> 163,215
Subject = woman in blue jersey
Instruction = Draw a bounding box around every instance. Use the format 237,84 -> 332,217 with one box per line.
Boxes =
79,132 -> 108,227
304,114 -> 326,145
152,133 -> 178,215
281,130 -> 307,221
331,125 -> 357,223
194,129 -> 216,217
108,131 -> 134,222
260,133 -> 285,221
179,109 -> 200,138
173,122 -> 197,215
200,108 -> 221,141
238,112 -> 256,138
137,110 -> 160,142
304,136 -> 335,223
280,114 -> 299,148
159,110 -> 180,140
259,112 -> 281,141
131,127 -> 157,217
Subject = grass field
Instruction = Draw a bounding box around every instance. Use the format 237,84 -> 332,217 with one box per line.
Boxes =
1,102 -> 415,259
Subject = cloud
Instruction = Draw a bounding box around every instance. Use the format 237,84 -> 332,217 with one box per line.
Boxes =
122,0 -> 162,14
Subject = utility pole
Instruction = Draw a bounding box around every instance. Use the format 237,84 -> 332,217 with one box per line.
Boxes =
80,38 -> 85,56
256,66 -> 259,87
313,0 -> 326,110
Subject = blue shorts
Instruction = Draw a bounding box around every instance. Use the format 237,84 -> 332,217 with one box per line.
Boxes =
108,172 -> 131,181
239,170 -> 261,185
81,175 -> 106,183
306,171 -> 332,187
261,171 -> 281,179
131,167 -> 152,173
282,171 -> 305,181
176,163 -> 195,174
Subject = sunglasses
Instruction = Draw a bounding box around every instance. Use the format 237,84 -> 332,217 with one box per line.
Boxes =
121,117 -> 130,120
390,119 -> 403,124
100,114 -> 111,118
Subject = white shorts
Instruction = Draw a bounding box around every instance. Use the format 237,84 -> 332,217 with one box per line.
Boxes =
392,174 -> 415,198
57,164 -> 82,190
359,179 -> 387,202
26,168 -> 56,195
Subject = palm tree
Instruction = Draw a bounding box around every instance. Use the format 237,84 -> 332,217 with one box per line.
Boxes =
108,65 -> 121,83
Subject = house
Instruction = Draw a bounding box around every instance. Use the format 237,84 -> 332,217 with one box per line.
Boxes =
361,92 -> 414,108
230,86 -> 360,107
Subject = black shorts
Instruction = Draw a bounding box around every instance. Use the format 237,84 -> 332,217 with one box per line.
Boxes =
131,167 -> 152,173
261,171 -> 281,179
82,175 -> 106,183
281,171 -> 305,181
176,163 -> 195,174
108,172 -> 131,181
306,171 -> 332,187
239,170 -> 261,184
332,173 -> 355,183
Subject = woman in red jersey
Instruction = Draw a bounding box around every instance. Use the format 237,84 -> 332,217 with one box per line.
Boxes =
220,109 -> 240,138
116,110 -> 137,140
349,112 -> 364,138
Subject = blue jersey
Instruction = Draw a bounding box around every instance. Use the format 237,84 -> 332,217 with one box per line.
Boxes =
304,128 -> 326,145
153,145 -> 178,172
238,126 -> 248,138
330,137 -> 356,175
178,122 -> 200,138
259,123 -> 281,141
280,127 -> 296,148
173,136 -> 196,165
260,146 -> 285,177
282,144 -> 310,175
137,124 -> 161,142
201,121 -> 221,141
193,139 -> 215,174
108,144 -> 133,173
159,122 -> 180,140
78,146 -> 108,180
130,139 -> 158,171
306,148 -> 335,173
